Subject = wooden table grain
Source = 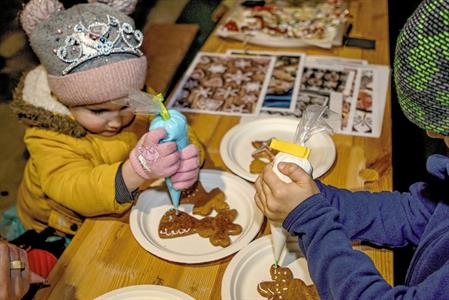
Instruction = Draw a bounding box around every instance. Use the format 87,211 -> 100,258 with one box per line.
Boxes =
36,0 -> 393,298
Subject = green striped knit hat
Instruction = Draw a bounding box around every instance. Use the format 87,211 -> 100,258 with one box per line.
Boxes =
394,0 -> 449,136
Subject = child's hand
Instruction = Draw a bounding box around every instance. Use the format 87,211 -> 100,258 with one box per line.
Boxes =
129,128 -> 180,180
254,162 -> 320,222
170,144 -> 200,190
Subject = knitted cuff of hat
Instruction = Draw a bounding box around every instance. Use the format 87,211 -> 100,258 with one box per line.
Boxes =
47,56 -> 147,106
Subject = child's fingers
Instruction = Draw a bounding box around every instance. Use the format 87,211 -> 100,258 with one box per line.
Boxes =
260,166 -> 276,195
262,164 -> 281,188
177,156 -> 199,173
145,128 -> 167,144
180,144 -> 199,159
156,141 -> 177,155
261,181 -> 273,205
172,177 -> 198,190
161,151 -> 181,167
254,192 -> 265,215
161,164 -> 180,178
171,169 -> 198,183
254,177 -> 267,213
278,162 -> 310,183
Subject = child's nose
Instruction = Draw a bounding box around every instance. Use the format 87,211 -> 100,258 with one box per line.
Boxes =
108,115 -> 122,129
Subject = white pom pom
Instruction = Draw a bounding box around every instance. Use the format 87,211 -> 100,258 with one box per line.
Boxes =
87,0 -> 139,15
20,0 -> 64,35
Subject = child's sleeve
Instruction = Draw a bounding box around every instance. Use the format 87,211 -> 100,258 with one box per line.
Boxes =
283,192 -> 447,299
312,181 -> 436,247
25,132 -> 132,217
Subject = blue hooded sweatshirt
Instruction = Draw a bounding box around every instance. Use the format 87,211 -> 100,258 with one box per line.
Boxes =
283,154 -> 449,299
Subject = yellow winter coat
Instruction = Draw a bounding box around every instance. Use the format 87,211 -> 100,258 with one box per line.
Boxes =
11,66 -> 204,236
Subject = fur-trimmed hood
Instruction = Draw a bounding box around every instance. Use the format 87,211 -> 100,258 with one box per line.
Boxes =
10,66 -> 87,138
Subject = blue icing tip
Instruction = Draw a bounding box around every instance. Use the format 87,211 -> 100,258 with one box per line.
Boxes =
166,178 -> 181,209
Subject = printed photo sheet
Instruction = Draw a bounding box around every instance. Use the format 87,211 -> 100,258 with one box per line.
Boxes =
306,55 -> 368,67
260,90 -> 343,133
167,52 -> 274,116
300,62 -> 358,133
349,65 -> 390,137
226,49 -> 305,113
305,57 -> 390,138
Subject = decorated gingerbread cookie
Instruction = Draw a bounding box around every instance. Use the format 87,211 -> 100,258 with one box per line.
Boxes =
158,209 -> 242,248
181,181 -> 229,216
249,140 -> 279,174
257,264 -> 319,300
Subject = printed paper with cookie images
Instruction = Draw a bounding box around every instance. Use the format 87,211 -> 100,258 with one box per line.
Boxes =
349,65 -> 390,137
260,90 -> 343,133
227,49 -> 305,113
167,52 -> 274,116
340,66 -> 361,133
350,69 -> 376,136
300,63 -> 359,133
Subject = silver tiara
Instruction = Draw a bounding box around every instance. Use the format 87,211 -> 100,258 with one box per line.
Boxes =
56,15 -> 143,75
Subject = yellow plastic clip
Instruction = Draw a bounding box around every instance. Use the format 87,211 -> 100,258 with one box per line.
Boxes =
269,138 -> 310,159
155,93 -> 170,120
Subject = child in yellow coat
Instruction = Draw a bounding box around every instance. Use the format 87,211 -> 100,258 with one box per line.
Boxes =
6,0 -> 204,239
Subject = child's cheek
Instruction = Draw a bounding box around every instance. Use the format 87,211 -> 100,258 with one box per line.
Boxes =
122,112 -> 135,127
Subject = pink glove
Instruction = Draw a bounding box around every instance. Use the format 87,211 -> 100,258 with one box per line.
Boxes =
170,144 -> 200,190
129,128 -> 180,180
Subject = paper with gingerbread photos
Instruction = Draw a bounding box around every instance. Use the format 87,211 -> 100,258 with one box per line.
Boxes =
167,52 -> 274,116
227,49 -> 305,113
349,65 -> 390,138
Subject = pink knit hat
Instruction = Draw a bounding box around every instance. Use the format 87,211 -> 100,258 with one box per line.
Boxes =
20,0 -> 147,107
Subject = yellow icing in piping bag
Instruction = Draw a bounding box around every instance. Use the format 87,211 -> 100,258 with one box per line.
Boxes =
269,139 -> 310,159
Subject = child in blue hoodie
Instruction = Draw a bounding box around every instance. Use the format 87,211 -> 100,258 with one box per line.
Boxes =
255,0 -> 449,298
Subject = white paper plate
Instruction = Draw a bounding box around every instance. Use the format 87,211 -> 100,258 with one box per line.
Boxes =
220,118 -> 336,182
130,169 -> 264,264
222,235 -> 313,300
95,285 -> 195,300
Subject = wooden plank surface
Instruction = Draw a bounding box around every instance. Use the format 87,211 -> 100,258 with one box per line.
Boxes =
143,23 -> 199,94
36,0 -> 393,299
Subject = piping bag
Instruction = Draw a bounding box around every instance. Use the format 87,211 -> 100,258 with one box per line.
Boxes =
266,104 -> 332,268
127,90 -> 189,211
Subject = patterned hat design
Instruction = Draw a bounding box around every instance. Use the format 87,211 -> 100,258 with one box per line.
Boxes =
20,0 -> 147,106
394,0 -> 449,136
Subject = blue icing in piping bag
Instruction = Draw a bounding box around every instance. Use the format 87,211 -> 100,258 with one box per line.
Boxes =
150,109 -> 188,211
127,90 -> 189,211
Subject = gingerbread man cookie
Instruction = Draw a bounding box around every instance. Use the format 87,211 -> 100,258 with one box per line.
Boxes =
249,140 -> 279,174
197,209 -> 242,247
158,209 -> 242,248
257,264 -> 319,300
181,181 -> 229,216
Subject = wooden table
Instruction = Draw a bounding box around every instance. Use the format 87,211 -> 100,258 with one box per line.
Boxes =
36,0 -> 392,298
